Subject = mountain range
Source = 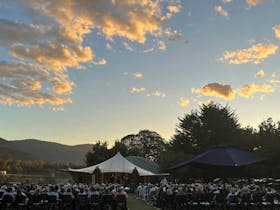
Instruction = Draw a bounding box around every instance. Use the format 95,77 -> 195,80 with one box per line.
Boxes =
0,137 -> 93,164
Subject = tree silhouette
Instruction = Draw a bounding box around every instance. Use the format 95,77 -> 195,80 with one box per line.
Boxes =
85,141 -> 110,166
171,102 -> 240,155
109,141 -> 128,157
121,130 -> 167,162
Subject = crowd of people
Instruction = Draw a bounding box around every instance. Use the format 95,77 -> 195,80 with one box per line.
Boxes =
0,182 -> 128,209
136,178 -> 280,209
2,178 -> 280,210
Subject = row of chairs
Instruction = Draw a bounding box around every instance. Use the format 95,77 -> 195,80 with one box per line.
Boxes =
157,193 -> 280,210
0,193 -> 127,210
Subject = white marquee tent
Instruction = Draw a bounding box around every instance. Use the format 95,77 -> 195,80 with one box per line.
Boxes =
67,152 -> 165,176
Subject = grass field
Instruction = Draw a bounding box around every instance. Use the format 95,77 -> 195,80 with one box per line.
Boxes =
127,194 -> 158,210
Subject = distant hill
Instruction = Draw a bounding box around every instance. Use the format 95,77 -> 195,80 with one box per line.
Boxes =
0,138 -> 93,164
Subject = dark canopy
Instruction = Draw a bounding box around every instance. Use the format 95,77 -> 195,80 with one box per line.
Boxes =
168,145 -> 265,170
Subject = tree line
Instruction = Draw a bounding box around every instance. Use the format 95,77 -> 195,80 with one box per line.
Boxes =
85,102 -> 280,180
0,155 -> 81,174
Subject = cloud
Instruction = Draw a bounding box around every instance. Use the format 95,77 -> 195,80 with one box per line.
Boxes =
269,72 -> 280,84
0,19 -> 43,45
19,0 -> 177,44
0,0 -> 180,108
222,0 -> 233,3
51,106 -> 65,112
134,72 -> 143,79
143,48 -> 154,53
158,40 -> 167,50
106,43 -> 113,51
215,5 -> 229,18
152,90 -> 166,98
0,61 -> 72,106
49,76 -> 74,94
269,79 -> 280,84
256,69 -> 265,78
93,58 -> 107,65
220,43 -> 278,64
123,42 -> 134,52
131,87 -> 146,93
193,81 -> 277,101
164,29 -> 182,42
246,0 -> 262,7
10,43 -> 94,72
167,5 -> 181,14
179,98 -> 190,107
273,25 -> 280,39
166,4 -> 182,19
193,83 -> 235,100
239,84 -> 274,97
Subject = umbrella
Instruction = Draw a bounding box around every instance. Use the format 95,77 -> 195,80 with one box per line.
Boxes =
168,145 -> 265,170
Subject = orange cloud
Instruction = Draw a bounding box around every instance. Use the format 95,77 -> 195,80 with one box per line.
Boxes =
273,25 -> 280,39
247,0 -> 262,7
22,0 -> 175,44
179,98 -> 190,107
193,83 -> 235,100
167,5 -> 181,14
239,84 -> 274,97
93,58 -> 107,65
0,61 -> 72,106
256,69 -> 265,78
28,81 -> 42,91
220,43 -> 278,64
131,87 -> 146,93
152,90 -> 166,98
10,43 -> 94,72
49,76 -> 74,94
215,5 -> 229,18
134,72 -> 143,79
0,0 -> 180,108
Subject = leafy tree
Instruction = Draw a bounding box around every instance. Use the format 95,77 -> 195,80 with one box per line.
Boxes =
237,126 -> 258,151
121,130 -> 167,162
85,141 -> 110,166
256,118 -> 280,160
109,141 -> 128,157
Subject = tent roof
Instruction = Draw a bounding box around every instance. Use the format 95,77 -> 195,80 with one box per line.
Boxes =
126,156 -> 160,174
168,145 -> 265,170
68,152 -> 158,176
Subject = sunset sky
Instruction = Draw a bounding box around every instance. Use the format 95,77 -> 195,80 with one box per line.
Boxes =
1,0 -> 280,145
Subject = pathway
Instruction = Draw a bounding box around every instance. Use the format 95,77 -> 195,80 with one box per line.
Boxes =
127,194 -> 158,210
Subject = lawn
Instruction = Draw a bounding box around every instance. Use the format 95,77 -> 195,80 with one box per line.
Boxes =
127,194 -> 158,210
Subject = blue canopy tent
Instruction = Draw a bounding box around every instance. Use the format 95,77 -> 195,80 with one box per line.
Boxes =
168,145 -> 265,170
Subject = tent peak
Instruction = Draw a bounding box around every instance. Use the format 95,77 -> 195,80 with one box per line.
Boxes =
115,152 -> 124,156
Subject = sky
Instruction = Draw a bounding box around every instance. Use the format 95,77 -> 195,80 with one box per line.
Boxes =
0,0 -> 280,146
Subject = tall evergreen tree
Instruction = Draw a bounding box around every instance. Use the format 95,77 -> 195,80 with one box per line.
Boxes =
170,102 -> 241,154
